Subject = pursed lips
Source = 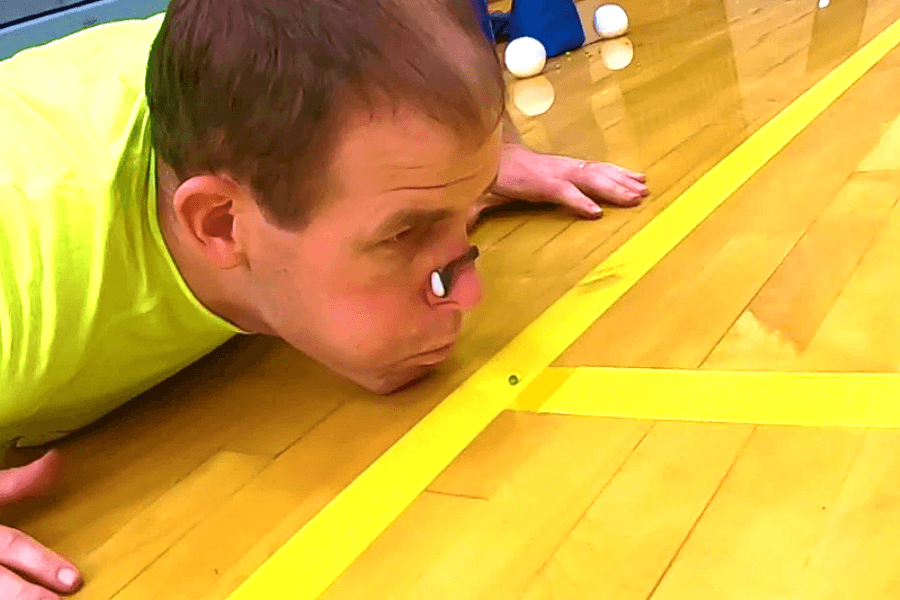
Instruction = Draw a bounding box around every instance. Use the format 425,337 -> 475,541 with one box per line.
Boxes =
411,341 -> 456,365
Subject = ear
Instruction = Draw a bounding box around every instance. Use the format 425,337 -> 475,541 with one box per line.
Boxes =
171,175 -> 247,270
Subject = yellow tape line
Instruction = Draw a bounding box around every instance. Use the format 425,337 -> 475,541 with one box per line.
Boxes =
226,17 -> 900,600
516,368 -> 900,428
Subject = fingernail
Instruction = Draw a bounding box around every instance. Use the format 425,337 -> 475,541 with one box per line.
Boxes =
58,567 -> 78,586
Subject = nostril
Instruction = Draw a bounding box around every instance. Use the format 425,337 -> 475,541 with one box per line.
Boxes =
431,245 -> 480,299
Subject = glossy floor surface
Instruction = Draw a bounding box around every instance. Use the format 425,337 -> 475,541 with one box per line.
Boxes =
4,0 -> 900,598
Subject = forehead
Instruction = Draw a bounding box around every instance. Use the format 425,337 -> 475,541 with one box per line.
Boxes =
316,107 -> 501,223
339,109 -> 485,185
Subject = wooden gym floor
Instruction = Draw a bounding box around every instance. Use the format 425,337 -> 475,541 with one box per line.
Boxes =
4,0 -> 900,598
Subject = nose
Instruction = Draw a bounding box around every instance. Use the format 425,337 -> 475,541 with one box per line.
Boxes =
427,247 -> 483,310
446,261 -> 482,310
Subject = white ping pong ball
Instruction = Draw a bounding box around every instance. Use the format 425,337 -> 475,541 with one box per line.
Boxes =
594,4 -> 629,39
504,37 -> 547,79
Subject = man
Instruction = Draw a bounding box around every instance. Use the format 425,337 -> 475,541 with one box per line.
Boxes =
0,0 -> 647,596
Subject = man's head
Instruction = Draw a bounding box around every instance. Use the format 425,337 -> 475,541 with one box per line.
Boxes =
146,0 -> 505,393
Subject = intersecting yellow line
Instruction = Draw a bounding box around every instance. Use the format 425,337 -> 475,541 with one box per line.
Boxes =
514,368 -> 900,428
226,16 -> 900,600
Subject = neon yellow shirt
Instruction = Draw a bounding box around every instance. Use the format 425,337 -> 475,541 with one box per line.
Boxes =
0,15 -> 243,448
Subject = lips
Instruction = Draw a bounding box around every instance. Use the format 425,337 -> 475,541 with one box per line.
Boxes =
413,341 -> 456,365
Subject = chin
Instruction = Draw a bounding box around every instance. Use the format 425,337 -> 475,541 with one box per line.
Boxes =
369,364 -> 440,395
356,342 -> 457,395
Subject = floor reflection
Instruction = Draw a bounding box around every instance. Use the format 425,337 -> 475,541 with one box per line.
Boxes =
807,0 -> 869,73
508,0 -> 746,177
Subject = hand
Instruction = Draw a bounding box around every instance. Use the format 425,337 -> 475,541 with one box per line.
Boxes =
470,144 -> 648,228
0,449 -> 82,598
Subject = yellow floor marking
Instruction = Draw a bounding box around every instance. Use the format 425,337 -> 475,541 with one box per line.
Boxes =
516,367 -> 900,428
226,17 -> 900,600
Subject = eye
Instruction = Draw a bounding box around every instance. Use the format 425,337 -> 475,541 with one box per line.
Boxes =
387,227 -> 416,244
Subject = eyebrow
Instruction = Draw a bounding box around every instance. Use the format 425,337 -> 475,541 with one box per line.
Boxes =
369,174 -> 498,240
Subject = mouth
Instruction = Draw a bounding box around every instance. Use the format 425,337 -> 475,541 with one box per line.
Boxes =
412,341 -> 456,365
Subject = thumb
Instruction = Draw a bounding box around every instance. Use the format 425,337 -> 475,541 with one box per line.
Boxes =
555,182 -> 603,219
0,449 -> 64,507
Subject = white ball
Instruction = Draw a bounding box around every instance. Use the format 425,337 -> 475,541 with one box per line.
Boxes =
504,37 -> 547,79
594,4 -> 629,39
512,76 -> 555,116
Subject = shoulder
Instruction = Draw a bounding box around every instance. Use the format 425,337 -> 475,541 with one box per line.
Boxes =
0,14 -> 165,81
0,16 -> 161,181
0,15 -> 164,118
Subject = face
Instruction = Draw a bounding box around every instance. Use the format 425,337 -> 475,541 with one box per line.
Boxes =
238,108 -> 502,393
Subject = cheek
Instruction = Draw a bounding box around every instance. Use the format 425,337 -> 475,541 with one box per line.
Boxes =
316,279 -> 425,347
269,251 -> 428,356
254,227 -> 449,365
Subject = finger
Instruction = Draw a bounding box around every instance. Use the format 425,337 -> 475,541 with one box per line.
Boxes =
609,164 -> 647,183
0,562 -> 61,600
592,164 -> 646,194
605,171 -> 647,196
568,165 -> 644,206
607,169 -> 649,198
574,173 -> 643,207
554,182 -> 603,218
595,163 -> 647,183
0,526 -> 81,595
0,450 -> 64,508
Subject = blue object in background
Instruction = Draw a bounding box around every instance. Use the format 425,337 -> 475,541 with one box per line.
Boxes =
507,0 -> 585,57
0,0 -> 169,61
468,0 -> 494,43
469,0 -> 514,43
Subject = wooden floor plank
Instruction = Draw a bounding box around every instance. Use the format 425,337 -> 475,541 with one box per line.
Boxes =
555,55 -> 900,371
795,195 -> 900,372
648,427 -> 865,600
793,430 -> 900,600
703,175 -> 900,370
318,413 -> 651,600
314,492 -> 486,600
511,422 -> 753,600
75,451 -> 269,600
858,115 -> 900,171
108,399 -> 435,600
427,410 -> 563,500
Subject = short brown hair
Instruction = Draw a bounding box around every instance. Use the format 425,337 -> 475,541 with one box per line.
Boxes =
146,0 -> 505,228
